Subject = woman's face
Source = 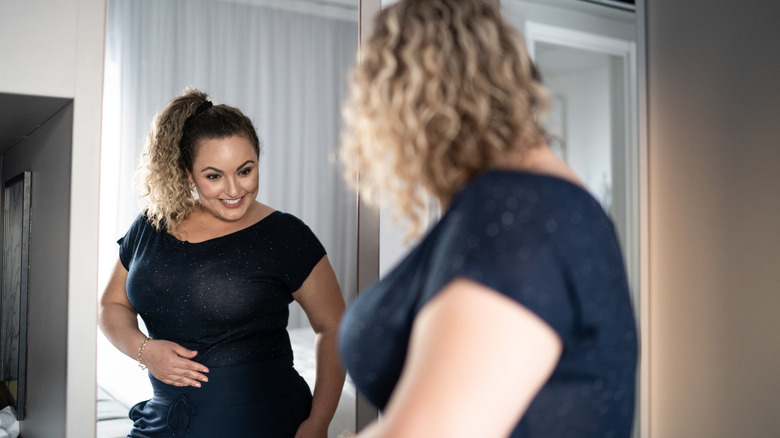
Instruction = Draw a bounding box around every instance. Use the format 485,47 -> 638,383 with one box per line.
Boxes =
188,135 -> 259,222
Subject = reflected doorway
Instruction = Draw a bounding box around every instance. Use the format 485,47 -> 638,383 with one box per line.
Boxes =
525,21 -> 640,309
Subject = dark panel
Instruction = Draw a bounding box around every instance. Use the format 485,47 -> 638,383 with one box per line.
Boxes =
0,93 -> 71,153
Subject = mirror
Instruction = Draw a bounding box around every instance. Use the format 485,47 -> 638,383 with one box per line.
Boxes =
373,0 -> 642,435
97,0 -> 359,436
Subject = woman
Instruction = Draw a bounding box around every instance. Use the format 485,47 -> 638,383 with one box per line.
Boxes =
337,1 -> 638,437
99,88 -> 345,438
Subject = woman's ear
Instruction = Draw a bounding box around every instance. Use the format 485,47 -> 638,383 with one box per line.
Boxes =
186,169 -> 194,184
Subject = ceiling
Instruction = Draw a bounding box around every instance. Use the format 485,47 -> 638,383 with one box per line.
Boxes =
0,93 -> 71,154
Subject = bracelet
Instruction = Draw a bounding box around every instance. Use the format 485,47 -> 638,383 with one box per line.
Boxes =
137,336 -> 152,370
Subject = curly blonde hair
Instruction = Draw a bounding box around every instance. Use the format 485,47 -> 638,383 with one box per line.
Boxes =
340,0 -> 549,237
136,87 -> 261,230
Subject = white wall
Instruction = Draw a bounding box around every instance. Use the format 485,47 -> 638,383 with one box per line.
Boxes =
542,60 -> 613,207
646,1 -> 780,436
0,1 -> 77,98
0,0 -> 105,437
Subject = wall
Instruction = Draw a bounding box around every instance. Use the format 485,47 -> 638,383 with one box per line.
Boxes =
542,60 -> 612,206
0,1 -> 77,98
646,1 -> 780,436
1,104 -> 73,438
0,0 -> 105,436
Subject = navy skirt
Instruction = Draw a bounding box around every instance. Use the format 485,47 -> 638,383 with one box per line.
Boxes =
127,355 -> 312,438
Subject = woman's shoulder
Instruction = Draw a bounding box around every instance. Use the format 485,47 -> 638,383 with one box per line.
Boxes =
246,209 -> 327,259
246,209 -> 323,245
258,209 -> 310,230
118,212 -> 160,258
455,169 -> 603,218
125,211 -> 158,235
454,146 -> 597,213
122,210 -> 171,236
437,169 -> 615,260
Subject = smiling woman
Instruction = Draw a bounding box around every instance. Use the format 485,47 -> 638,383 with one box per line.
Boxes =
99,0 -> 360,326
98,88 -> 347,438
98,1 -> 360,436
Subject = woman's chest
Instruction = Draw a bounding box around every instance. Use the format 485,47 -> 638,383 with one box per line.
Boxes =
126,238 -> 293,325
338,246 -> 438,409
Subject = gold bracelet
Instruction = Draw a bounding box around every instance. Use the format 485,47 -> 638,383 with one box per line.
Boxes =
137,336 -> 152,370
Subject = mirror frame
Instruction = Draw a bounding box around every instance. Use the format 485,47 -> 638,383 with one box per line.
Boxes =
355,0 -> 382,431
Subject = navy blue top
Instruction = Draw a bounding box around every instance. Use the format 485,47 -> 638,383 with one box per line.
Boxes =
339,170 -> 638,437
119,211 -> 326,368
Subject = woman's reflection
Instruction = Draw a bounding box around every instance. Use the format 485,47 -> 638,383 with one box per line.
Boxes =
98,1 -> 360,436
99,88 -> 345,437
337,1 -> 638,436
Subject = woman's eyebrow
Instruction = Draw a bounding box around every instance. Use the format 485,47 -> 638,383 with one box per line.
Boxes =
199,160 -> 255,174
236,160 -> 256,170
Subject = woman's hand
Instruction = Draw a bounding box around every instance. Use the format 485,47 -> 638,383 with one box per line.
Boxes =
99,259 -> 209,388
294,417 -> 329,438
141,339 -> 210,387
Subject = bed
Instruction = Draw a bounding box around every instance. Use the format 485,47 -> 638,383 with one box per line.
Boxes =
97,328 -> 356,438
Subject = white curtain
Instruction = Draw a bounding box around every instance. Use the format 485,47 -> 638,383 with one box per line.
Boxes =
100,0 -> 359,328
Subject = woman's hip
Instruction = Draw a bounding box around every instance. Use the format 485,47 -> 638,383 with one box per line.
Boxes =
127,356 -> 312,437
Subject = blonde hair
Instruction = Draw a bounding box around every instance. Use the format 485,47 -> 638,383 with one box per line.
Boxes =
340,0 -> 549,236
136,87 -> 261,230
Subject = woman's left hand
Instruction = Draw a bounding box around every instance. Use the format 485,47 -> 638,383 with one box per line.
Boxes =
294,417 -> 328,438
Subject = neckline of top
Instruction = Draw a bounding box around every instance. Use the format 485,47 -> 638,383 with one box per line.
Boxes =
164,210 -> 282,245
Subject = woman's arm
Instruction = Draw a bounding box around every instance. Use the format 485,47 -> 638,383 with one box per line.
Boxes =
98,258 -> 209,387
293,255 -> 347,438
358,277 -> 563,438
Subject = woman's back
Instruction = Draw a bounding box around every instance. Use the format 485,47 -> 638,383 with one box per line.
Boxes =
340,170 -> 638,437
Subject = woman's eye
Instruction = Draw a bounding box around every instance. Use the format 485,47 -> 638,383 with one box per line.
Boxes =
206,174 -> 221,180
239,168 -> 254,176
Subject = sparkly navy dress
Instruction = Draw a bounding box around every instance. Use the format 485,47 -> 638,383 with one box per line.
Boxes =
339,170 -> 639,437
119,211 -> 325,437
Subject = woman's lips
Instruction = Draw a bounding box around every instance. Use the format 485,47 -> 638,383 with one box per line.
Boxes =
220,197 -> 243,208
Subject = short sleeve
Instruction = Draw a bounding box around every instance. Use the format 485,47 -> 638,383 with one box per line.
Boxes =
117,214 -> 149,270
420,175 -> 597,340
430,208 -> 575,339
272,213 -> 327,293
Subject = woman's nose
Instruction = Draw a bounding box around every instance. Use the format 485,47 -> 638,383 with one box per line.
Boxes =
225,178 -> 240,197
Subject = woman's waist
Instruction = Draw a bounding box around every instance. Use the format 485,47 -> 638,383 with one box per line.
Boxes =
148,354 -> 307,406
149,329 -> 293,367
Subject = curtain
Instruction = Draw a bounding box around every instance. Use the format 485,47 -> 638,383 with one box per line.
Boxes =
100,0 -> 359,328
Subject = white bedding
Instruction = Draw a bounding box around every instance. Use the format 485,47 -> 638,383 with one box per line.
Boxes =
97,328 -> 355,438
